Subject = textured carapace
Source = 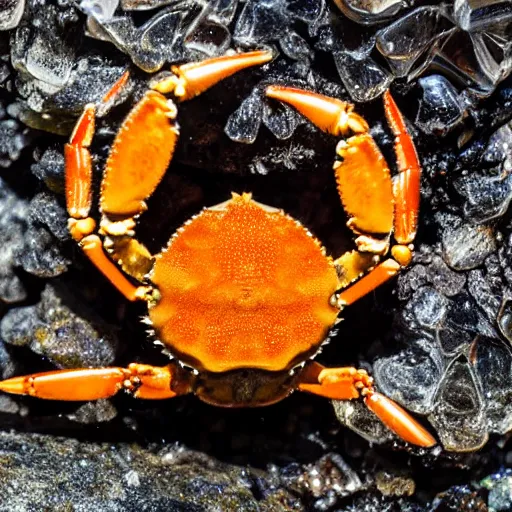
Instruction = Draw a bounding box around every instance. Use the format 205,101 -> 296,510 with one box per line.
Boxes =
149,193 -> 339,372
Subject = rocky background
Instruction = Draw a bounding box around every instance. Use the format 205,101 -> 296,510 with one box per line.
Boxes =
0,0 -> 512,510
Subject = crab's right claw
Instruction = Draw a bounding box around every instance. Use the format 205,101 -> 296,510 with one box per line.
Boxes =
265,85 -> 369,136
364,391 -> 436,448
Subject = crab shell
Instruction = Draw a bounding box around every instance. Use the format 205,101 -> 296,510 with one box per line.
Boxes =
149,193 -> 340,377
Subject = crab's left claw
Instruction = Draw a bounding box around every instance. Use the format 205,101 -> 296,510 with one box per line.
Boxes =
297,363 -> 436,448
153,50 -> 274,101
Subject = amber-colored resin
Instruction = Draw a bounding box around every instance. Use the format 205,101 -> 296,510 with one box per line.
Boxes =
149,194 -> 340,372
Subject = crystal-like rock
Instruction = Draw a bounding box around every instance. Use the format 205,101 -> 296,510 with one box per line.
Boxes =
233,0 -> 286,45
0,178 -> 28,304
333,0 -> 408,25
376,6 -> 454,78
332,399 -> 395,445
428,17 -> 512,96
20,223 -> 69,278
437,293 -> 478,356
1,284 -> 119,369
454,0 -> 512,32
441,222 -> 497,270
121,0 -> 175,10
333,47 -> 393,102
224,90 -> 263,144
374,338 -> 443,413
429,357 -> 488,451
401,286 -> 450,333
467,269 -> 502,330
80,0 -> 119,22
498,297 -> 512,343
86,4 -> 205,73
481,470 -> 512,512
262,94 -> 302,140
185,19 -> 231,56
416,75 -> 464,134
474,337 -> 512,434
454,120 -> 512,223
0,0 -> 24,30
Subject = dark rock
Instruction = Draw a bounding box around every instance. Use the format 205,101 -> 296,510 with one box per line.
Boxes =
1,283 -> 119,369
0,430 -> 302,511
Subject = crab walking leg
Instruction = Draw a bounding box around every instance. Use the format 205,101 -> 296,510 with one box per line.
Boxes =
65,100 -> 145,301
0,363 -> 193,401
297,362 -> 436,447
384,90 -> 421,245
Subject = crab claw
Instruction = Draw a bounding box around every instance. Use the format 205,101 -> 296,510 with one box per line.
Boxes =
364,391 -> 436,448
153,50 -> 273,101
265,85 -> 369,136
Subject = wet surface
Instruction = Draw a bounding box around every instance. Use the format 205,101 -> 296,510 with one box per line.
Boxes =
0,0 -> 512,510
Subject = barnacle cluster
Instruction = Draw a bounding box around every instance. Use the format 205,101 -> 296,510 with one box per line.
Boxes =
0,0 -> 511,509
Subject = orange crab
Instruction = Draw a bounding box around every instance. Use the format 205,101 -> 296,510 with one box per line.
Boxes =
0,51 -> 435,448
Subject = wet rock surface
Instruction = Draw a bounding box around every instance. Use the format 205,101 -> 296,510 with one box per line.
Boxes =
0,0 -> 512,510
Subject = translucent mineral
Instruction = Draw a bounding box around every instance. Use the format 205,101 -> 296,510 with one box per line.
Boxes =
429,357 -> 489,451
0,0 -> 24,30
224,89 -> 263,144
376,6 -> 454,78
84,4 -> 207,73
333,42 -> 393,102
80,0 -> 119,22
432,30 -> 506,96
441,222 -> 497,271
374,338 -> 443,413
454,120 -> 512,223
332,399 -> 395,445
11,3 -> 78,112
474,337 -> 512,435
333,0 -> 408,25
262,93 -> 303,140
481,470 -> 512,512
234,0 -> 287,45
467,269 -> 502,331
416,75 -> 465,134
454,0 -> 512,33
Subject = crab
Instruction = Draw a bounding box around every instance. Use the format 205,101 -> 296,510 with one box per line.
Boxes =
0,51 -> 435,448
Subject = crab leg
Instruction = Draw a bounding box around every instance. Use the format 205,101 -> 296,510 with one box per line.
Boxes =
65,88 -> 148,301
384,90 -> 421,245
265,87 -> 420,304
297,362 -> 436,447
0,363 -> 193,401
